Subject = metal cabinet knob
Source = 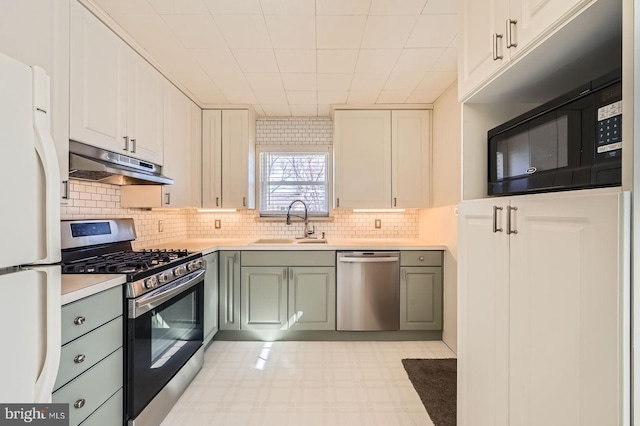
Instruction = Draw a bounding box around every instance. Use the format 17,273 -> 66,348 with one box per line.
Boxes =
74,354 -> 86,364
73,316 -> 86,325
419,256 -> 424,261
74,399 -> 86,409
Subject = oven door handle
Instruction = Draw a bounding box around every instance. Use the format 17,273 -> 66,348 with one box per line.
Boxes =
131,269 -> 205,318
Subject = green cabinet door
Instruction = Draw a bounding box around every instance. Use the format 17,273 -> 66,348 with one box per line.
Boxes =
241,267 -> 288,330
219,251 -> 240,330
203,252 -> 219,344
288,267 -> 336,331
399,267 -> 443,330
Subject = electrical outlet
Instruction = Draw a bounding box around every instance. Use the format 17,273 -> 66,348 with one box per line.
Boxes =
375,219 -> 381,229
214,219 -> 221,229
158,220 -> 164,233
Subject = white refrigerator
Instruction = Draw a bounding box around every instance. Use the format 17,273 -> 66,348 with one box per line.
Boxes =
0,51 -> 62,403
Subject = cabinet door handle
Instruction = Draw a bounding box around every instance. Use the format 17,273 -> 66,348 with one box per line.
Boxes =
123,136 -> 129,151
506,19 -> 518,48
233,252 -> 239,264
165,192 -> 171,205
336,198 -> 340,208
62,180 -> 70,200
402,269 -> 407,280
243,197 -> 246,207
394,197 -> 397,207
493,206 -> 503,233
131,138 -> 137,153
283,268 -> 287,280
216,197 -> 220,207
74,354 -> 86,364
493,33 -> 504,60
74,399 -> 86,409
506,206 -> 518,235
73,316 -> 86,326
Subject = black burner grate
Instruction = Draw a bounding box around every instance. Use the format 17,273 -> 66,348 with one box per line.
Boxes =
61,249 -> 190,274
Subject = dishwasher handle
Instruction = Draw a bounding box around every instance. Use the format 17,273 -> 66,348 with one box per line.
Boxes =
339,257 -> 399,263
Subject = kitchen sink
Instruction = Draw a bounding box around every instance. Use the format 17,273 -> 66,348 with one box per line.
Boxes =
295,239 -> 328,244
253,238 -> 295,244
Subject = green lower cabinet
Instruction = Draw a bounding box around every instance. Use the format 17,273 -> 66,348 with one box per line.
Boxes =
219,251 -> 240,331
241,267 -> 288,330
203,252 -> 219,345
399,267 -> 443,330
288,267 -> 336,331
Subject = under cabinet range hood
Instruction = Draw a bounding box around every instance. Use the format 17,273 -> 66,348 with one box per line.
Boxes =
68,140 -> 173,185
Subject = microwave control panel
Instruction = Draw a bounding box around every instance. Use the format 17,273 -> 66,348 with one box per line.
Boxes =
596,100 -> 622,158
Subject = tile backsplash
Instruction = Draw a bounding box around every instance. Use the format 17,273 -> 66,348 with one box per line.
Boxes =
256,117 -> 332,146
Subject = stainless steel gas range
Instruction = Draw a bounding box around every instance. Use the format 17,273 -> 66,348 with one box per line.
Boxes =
60,218 -> 205,426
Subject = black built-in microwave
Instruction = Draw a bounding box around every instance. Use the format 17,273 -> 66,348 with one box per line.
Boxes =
488,69 -> 622,196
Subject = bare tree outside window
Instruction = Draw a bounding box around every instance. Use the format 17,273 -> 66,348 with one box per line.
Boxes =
260,152 -> 329,216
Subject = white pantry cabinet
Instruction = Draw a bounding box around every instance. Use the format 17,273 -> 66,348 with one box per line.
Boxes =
458,0 -> 590,99
70,1 -> 163,165
202,109 -> 256,209
457,190 -> 629,426
333,109 -> 430,209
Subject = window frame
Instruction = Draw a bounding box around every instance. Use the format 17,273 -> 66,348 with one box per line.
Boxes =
256,145 -> 333,218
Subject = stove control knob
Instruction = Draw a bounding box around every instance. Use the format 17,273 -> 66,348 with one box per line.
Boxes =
195,259 -> 203,269
158,271 -> 173,284
144,276 -> 158,289
174,265 -> 187,277
187,261 -> 200,271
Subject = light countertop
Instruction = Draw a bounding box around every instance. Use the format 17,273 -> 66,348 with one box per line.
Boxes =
61,274 -> 126,305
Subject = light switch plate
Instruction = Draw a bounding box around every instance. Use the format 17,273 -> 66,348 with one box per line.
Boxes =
375,219 -> 381,229
215,219 -> 221,229
158,220 -> 164,232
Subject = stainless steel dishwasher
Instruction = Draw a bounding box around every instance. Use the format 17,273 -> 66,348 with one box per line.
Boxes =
336,251 -> 400,331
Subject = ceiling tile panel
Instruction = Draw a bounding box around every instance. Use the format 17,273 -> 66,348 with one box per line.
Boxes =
415,70 -> 457,90
360,16 -> 418,49
265,16 -> 316,49
317,50 -> 359,73
232,49 -> 279,72
315,0 -> 371,15
204,0 -> 262,14
317,91 -> 348,104
317,74 -> 353,91
422,0 -> 457,14
354,49 -> 401,73
93,0 -> 156,18
252,104 -> 266,116
148,0 -> 208,14
384,71 -> 428,90
254,90 -> 289,104
260,0 -> 315,15
405,14 -> 457,48
261,104 -> 292,116
115,14 -> 184,51
393,48 -> 443,72
289,104 -> 318,116
214,15 -> 272,48
317,104 -> 332,116
286,91 -> 317,105
369,0 -> 427,15
190,47 -> 242,74
162,15 -> 227,49
406,88 -> 442,103
377,90 -> 411,103
347,90 -> 380,104
208,72 -> 253,91
430,46 -> 457,71
245,73 -> 283,90
274,49 -> 316,72
350,73 -> 388,91
281,73 -> 317,91
316,16 -> 367,49
222,90 -> 259,103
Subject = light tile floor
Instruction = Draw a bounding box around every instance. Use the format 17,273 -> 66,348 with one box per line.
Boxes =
161,340 -> 456,426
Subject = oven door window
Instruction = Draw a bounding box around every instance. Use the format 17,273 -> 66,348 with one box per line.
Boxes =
127,281 -> 203,418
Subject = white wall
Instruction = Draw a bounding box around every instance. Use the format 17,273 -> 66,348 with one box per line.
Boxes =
420,83 -> 461,353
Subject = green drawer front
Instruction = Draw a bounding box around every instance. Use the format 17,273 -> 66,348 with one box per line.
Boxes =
241,251 -> 336,267
55,316 -> 123,391
79,388 -> 123,426
53,347 -> 123,426
62,286 -> 123,345
400,251 -> 443,267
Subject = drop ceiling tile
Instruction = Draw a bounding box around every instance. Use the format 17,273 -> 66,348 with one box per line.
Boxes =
355,49 -> 401,74
347,90 -> 380,104
350,73 -> 388,91
316,0 -> 371,15
232,49 -> 279,72
405,14 -> 457,48
190,47 -> 242,74
93,0 -> 156,18
245,73 -> 283,90
209,72 -> 253,91
317,50 -> 358,73
162,15 -> 227,49
281,73 -> 317,91
222,90 -> 258,103
317,104 -> 332,116
289,104 -> 318,116
254,90 -> 288,104
191,86 -> 230,104
317,74 -> 353,91
261,104 -> 292,116
430,46 -> 457,71
406,88 -> 442,103
252,104 -> 266,116
260,0 -> 315,15
265,16 -> 315,49
168,65 -> 229,103
317,91 -> 348,104
361,16 -> 418,49
393,48 -> 444,72
384,71 -> 428,90
214,15 -> 271,48
416,70 -> 457,90
115,14 -> 184,52
274,50 -> 316,72
422,0 -> 457,14
377,90 -> 411,103
286,91 -> 316,104
316,16 -> 367,49
148,0 -> 208,14
204,0 -> 262,14
369,0 -> 427,15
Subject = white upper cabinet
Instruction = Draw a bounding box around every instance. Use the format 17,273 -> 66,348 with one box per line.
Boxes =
334,109 -> 430,209
70,1 -> 163,165
458,0 -> 590,100
202,109 -> 255,209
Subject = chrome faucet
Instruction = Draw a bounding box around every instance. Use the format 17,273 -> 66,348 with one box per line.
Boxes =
286,199 -> 315,239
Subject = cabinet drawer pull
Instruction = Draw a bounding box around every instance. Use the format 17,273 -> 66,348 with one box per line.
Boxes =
73,316 -> 86,326
74,399 -> 86,409
74,354 -> 86,364
419,256 -> 424,262
493,206 -> 503,233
